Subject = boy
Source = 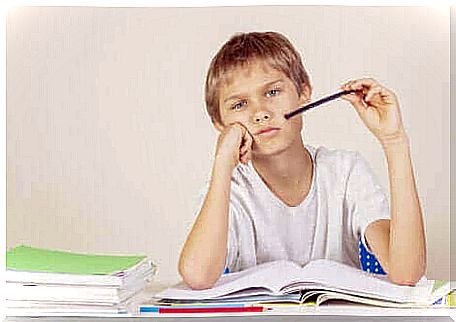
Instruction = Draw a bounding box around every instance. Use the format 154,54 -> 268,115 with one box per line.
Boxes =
178,31 -> 426,290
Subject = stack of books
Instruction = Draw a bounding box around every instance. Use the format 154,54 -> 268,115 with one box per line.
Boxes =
145,259 -> 454,314
6,245 -> 157,316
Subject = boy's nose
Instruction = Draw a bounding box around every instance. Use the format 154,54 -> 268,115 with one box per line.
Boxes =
254,111 -> 271,123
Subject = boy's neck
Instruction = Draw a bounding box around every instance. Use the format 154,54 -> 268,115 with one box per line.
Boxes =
252,139 -> 312,187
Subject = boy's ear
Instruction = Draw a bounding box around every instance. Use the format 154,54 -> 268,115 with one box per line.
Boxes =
298,84 -> 312,105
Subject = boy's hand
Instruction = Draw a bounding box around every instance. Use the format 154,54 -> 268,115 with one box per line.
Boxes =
215,123 -> 253,172
341,78 -> 407,145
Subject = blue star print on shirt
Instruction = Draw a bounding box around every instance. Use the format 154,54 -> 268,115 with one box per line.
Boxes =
359,238 -> 386,275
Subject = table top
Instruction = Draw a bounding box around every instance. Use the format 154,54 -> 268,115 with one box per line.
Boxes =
5,304 -> 455,322
5,282 -> 455,322
4,313 -> 456,322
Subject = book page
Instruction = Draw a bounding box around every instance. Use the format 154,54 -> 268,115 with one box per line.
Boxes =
155,260 -> 302,300
296,259 -> 433,303
315,292 -> 430,308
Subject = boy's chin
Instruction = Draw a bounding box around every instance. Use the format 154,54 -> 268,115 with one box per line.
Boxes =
251,144 -> 291,158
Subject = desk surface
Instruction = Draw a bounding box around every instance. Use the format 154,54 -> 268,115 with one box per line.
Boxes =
4,315 -> 456,322
5,283 -> 455,322
5,306 -> 456,322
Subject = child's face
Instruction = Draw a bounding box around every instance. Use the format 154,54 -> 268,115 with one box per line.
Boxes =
216,60 -> 311,157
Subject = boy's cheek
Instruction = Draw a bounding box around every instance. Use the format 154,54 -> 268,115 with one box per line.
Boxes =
287,116 -> 303,132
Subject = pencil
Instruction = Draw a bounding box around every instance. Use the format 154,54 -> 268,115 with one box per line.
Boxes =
284,89 -> 357,120
156,306 -> 268,314
139,303 -> 246,313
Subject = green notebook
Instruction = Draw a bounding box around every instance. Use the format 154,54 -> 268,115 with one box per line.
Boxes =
6,245 -> 146,275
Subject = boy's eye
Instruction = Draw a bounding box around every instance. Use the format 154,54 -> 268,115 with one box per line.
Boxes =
266,88 -> 280,97
232,100 -> 247,111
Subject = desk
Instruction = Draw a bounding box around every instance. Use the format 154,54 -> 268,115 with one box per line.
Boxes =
5,303 -> 455,322
4,283 -> 455,322
4,313 -> 456,322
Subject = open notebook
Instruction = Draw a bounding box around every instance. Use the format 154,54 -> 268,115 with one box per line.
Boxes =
155,259 -> 452,308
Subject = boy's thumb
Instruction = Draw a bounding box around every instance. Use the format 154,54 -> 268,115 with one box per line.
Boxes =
350,100 -> 367,118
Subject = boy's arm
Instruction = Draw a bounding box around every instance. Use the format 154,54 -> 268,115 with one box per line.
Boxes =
342,78 -> 426,286
365,135 -> 426,285
178,124 -> 252,290
178,160 -> 232,290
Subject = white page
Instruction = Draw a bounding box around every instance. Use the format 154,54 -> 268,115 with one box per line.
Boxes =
6,300 -> 119,308
6,258 -> 157,287
5,282 -> 139,303
6,270 -> 123,286
316,291 -> 437,308
297,259 -> 433,303
155,260 -> 303,300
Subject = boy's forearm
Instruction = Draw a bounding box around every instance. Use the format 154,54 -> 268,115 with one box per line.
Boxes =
178,159 -> 233,289
381,134 -> 426,284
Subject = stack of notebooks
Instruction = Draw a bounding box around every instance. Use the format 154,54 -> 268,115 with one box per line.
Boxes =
144,259 -> 455,314
6,245 -> 157,316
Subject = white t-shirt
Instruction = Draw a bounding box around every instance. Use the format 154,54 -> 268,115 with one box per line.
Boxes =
225,145 -> 390,272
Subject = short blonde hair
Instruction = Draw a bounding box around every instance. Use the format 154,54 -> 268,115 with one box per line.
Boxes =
205,31 -> 311,124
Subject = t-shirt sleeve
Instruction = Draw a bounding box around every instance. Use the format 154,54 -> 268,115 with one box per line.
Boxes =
225,205 -> 239,272
345,152 -> 390,253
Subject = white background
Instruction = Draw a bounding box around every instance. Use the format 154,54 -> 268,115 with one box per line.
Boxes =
6,5 -> 450,283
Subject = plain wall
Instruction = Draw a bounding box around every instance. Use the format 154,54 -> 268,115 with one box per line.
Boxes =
6,6 -> 449,283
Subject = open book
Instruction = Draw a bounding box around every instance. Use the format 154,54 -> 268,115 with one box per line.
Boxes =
155,260 -> 452,308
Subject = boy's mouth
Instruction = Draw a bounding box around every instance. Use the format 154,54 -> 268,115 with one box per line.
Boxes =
255,127 -> 281,136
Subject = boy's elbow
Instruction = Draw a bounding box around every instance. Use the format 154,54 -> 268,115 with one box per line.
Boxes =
389,275 -> 420,286
178,259 -> 219,290
387,268 -> 425,287
183,276 -> 216,290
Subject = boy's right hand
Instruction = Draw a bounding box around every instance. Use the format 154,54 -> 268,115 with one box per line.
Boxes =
215,123 -> 253,172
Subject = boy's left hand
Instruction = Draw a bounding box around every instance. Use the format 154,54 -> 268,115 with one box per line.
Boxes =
341,78 -> 407,145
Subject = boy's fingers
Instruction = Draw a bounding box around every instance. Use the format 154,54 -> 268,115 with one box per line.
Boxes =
229,123 -> 251,164
224,123 -> 247,150
341,81 -> 363,101
240,154 -> 247,164
340,88 -> 363,104
341,77 -> 398,114
365,85 -> 397,106
240,139 -> 252,157
341,89 -> 367,115
365,86 -> 383,103
243,130 -> 253,148
239,129 -> 252,152
342,78 -> 380,96
240,150 -> 252,164
340,91 -> 359,101
351,100 -> 367,117
231,123 -> 252,142
241,132 -> 253,160
231,123 -> 245,138
240,143 -> 249,155
351,77 -> 379,89
240,150 -> 247,163
342,79 -> 361,90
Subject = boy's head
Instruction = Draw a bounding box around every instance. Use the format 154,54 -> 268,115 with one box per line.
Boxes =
205,31 -> 312,126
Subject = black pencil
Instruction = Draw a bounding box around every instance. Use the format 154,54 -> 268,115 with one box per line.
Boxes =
284,89 -> 357,120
